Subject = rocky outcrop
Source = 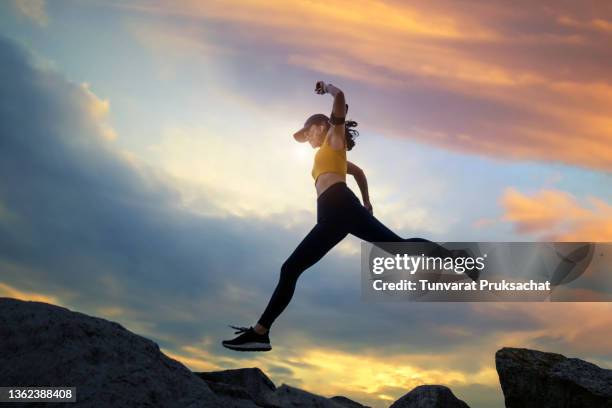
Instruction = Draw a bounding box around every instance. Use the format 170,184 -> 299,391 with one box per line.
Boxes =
195,368 -> 280,407
195,368 -> 362,407
496,347 -> 612,408
0,297 -> 362,408
275,384 -> 348,407
0,297 -> 220,407
198,380 -> 260,407
388,385 -> 470,408
3,297 -> 612,408
330,395 -> 371,408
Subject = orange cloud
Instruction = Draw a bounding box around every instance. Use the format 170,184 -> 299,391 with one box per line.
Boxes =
0,281 -> 59,304
113,0 -> 612,171
472,302 -> 612,356
163,347 -> 220,372
558,15 -> 612,33
500,187 -> 612,241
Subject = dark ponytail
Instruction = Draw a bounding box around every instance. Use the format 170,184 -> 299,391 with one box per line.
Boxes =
345,119 -> 358,151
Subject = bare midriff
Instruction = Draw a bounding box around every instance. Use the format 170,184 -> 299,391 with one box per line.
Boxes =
315,172 -> 346,197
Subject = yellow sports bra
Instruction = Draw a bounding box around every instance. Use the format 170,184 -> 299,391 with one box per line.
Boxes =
311,132 -> 347,182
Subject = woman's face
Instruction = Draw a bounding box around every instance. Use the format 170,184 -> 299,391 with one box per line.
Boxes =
305,123 -> 327,148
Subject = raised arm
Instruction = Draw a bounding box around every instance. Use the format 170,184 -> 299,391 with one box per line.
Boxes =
315,81 -> 346,151
347,161 -> 373,214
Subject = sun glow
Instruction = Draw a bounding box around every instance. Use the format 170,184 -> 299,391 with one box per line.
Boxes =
293,142 -> 311,162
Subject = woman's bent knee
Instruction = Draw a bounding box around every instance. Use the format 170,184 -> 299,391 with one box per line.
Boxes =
280,260 -> 301,282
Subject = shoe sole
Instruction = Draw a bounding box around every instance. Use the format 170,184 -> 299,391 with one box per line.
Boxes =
222,342 -> 272,352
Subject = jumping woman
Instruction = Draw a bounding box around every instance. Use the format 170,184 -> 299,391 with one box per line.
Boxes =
222,81 -> 470,352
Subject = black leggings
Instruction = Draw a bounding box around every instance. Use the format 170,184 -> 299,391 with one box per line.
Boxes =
257,182 -> 444,329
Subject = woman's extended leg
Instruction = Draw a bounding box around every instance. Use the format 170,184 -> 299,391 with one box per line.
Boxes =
344,193 -> 453,258
344,193 -> 426,242
256,221 -> 348,330
346,200 -> 480,282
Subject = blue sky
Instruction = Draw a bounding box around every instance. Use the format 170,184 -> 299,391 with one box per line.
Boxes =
1,1 -> 611,407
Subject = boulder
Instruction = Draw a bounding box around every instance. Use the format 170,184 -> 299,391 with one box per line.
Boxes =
199,380 -> 261,407
0,297 -> 219,407
388,385 -> 470,408
330,395 -> 371,407
496,347 -> 612,408
196,367 -> 280,407
274,383 -> 346,407
196,369 -> 367,408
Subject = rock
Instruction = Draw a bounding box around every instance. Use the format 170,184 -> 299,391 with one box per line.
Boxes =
196,369 -> 367,408
0,297 -> 374,408
0,297 -> 219,407
496,347 -> 612,408
274,383 -> 346,407
388,385 -> 470,408
330,395 -> 371,407
330,395 -> 371,408
201,380 -> 261,407
196,367 -> 281,407
204,380 -> 253,400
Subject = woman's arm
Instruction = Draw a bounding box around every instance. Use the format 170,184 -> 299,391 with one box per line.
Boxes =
315,81 -> 346,151
347,161 -> 373,214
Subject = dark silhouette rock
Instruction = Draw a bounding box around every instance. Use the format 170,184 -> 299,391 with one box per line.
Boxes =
0,297 -> 372,408
196,368 -> 370,407
196,367 -> 281,407
200,380 -> 261,407
0,297 -> 220,407
274,383 -> 346,407
16,296 -> 611,408
330,395 -> 371,407
496,347 -> 612,408
388,385 -> 470,408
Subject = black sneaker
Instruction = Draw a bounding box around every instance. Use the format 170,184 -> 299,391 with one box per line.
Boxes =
222,325 -> 272,352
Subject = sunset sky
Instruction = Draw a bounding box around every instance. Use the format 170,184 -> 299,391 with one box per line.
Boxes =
1,1 -> 611,407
